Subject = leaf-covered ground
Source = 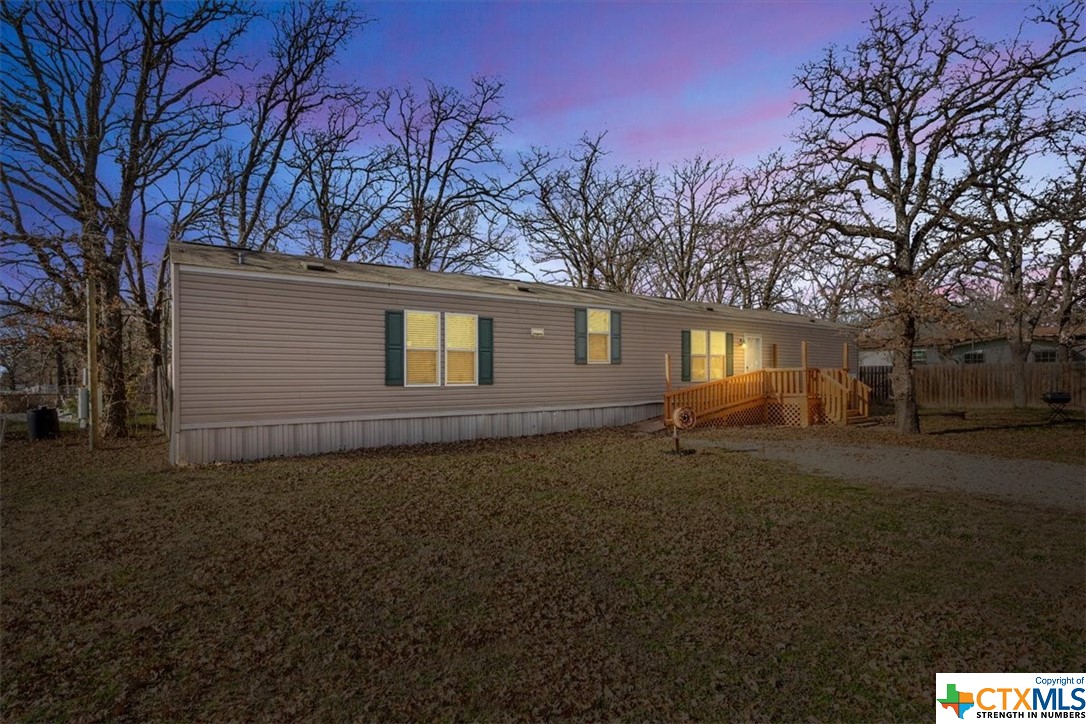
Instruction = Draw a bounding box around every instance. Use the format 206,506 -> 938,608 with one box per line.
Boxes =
2,423 -> 1084,720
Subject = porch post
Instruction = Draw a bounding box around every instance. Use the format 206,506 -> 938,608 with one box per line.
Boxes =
664,353 -> 671,422
800,341 -> 810,427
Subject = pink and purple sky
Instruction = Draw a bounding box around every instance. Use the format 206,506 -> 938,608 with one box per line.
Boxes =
342,1 -> 1033,166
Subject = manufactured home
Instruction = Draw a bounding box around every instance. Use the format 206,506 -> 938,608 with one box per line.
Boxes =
168,242 -> 861,464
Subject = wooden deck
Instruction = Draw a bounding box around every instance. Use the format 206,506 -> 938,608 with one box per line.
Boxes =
663,367 -> 872,429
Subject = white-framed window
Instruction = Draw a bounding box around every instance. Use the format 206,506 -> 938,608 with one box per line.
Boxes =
444,313 -> 478,385
911,349 -> 927,365
1034,349 -> 1057,363
587,308 -> 611,364
405,310 -> 440,386
690,330 -> 728,381
962,350 -> 984,365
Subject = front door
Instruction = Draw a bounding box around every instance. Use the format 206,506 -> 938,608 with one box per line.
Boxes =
744,335 -> 763,373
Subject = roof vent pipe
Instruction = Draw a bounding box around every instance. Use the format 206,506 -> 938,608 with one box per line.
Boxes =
237,251 -> 246,265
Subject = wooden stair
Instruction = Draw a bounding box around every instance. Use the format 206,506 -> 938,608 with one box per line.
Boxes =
846,408 -> 876,427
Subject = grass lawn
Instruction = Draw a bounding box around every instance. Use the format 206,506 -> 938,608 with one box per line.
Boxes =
2,423 -> 1084,720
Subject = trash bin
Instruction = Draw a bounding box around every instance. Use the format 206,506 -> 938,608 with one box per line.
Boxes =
26,406 -> 60,441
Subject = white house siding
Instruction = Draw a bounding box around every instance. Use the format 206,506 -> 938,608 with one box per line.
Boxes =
171,264 -> 856,463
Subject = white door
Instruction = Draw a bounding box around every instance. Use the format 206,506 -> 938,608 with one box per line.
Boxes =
744,335 -> 763,373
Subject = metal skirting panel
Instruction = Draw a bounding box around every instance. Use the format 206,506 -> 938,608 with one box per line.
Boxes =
172,403 -> 663,464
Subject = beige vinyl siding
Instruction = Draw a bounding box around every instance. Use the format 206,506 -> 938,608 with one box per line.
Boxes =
176,267 -> 856,427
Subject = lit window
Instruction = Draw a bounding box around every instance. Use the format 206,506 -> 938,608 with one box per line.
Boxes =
709,331 -> 727,380
405,311 -> 439,385
587,308 -> 610,363
444,313 -> 477,385
1034,349 -> 1057,363
691,329 -> 708,381
963,351 -> 984,365
691,330 -> 727,381
912,349 -> 927,365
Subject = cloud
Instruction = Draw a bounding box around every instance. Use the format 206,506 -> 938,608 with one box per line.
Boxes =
342,2 -> 1034,166
612,94 -> 801,164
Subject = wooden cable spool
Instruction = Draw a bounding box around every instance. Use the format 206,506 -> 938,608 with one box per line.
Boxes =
672,406 -> 696,430
669,407 -> 696,454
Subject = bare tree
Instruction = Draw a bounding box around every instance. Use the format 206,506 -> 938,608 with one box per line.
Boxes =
2,0 -> 251,435
1038,132 -> 1086,363
713,156 -> 815,311
378,76 -> 542,273
794,232 -> 878,323
793,0 -> 1084,433
952,135 -> 1084,405
0,288 -> 82,392
290,105 -> 400,261
644,155 -> 738,301
519,133 -> 654,292
205,0 -> 369,251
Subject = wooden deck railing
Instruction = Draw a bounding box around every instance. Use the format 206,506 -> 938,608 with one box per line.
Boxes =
664,367 -> 871,428
766,367 -> 806,396
664,369 -> 769,423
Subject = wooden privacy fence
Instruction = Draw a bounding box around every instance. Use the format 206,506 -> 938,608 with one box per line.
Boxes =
861,362 -> 1085,409
859,365 -> 892,401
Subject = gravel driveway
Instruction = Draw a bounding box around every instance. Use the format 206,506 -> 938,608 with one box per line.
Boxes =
685,438 -> 1086,511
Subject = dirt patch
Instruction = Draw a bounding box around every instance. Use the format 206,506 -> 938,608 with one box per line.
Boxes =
687,408 -> 1085,466
685,438 -> 1085,511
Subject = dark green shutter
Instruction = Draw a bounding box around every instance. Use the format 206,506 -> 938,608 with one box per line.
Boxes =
681,330 -> 691,382
385,310 -> 404,386
610,311 -> 621,364
478,317 -> 494,385
726,332 -> 734,377
574,308 -> 587,364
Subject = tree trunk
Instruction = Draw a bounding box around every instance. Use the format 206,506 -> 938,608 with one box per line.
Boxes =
890,315 -> 921,434
54,346 -> 66,407
151,348 -> 164,433
1007,339 -> 1030,407
98,273 -> 129,438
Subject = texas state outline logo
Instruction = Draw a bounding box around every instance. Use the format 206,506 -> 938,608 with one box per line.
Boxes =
937,683 -> 975,719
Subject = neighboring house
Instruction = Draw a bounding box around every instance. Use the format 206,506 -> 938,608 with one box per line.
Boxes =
918,337 -> 1085,366
859,333 -> 1085,367
168,242 -> 859,464
858,348 -> 892,367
